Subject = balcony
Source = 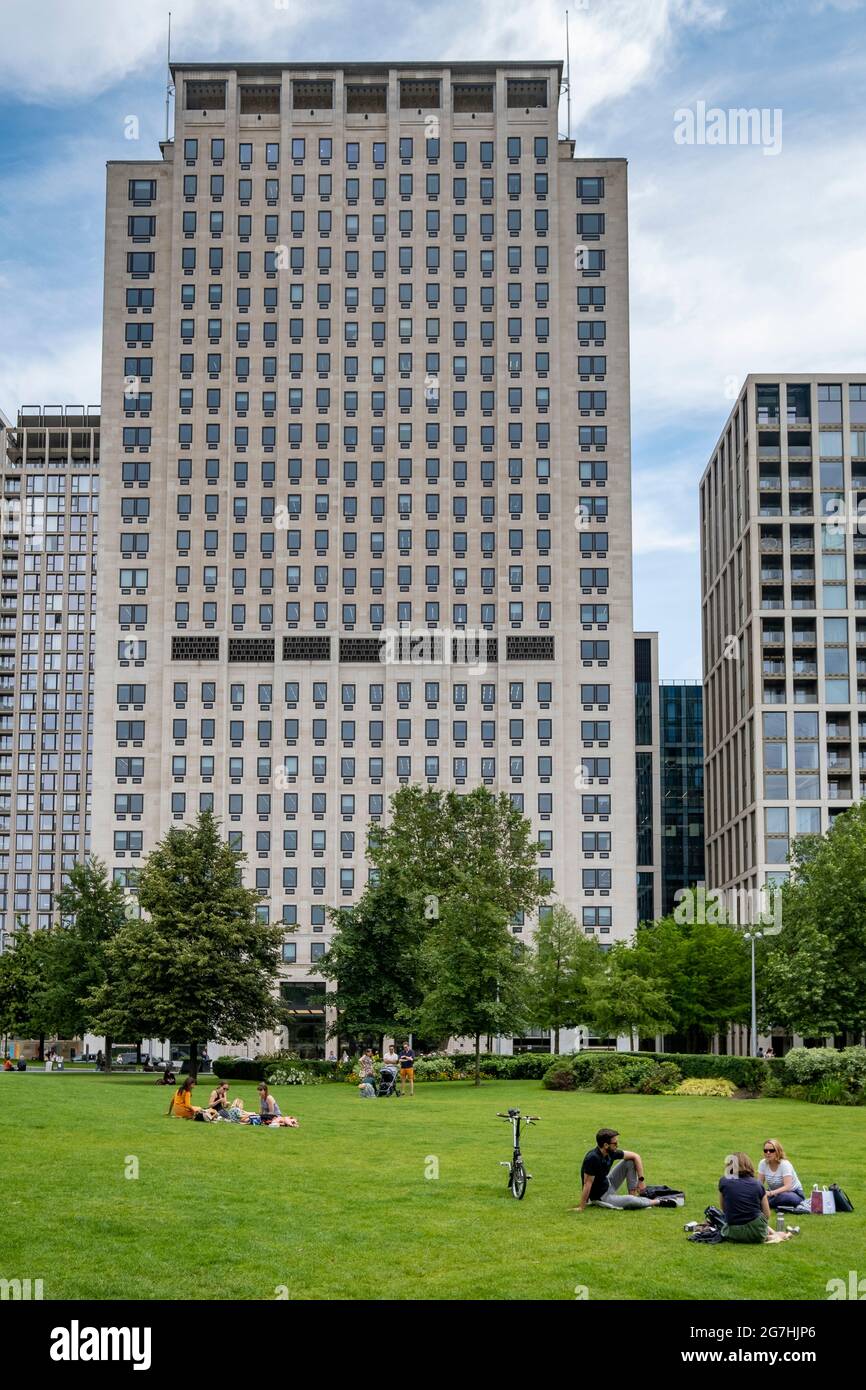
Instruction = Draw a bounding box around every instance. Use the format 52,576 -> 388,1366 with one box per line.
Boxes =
760,476 -> 782,491
760,538 -> 783,553
763,659 -> 785,675
790,535 -> 815,552
792,660 -> 818,675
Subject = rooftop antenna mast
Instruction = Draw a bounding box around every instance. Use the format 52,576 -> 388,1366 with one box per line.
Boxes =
565,9 -> 572,142
164,11 -> 174,143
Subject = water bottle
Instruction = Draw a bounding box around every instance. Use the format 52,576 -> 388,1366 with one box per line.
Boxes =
776,1211 -> 785,1232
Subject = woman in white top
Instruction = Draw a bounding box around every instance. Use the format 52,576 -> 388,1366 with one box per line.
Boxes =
758,1138 -> 805,1210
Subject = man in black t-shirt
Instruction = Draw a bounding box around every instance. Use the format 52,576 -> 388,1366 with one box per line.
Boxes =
576,1127 -> 663,1210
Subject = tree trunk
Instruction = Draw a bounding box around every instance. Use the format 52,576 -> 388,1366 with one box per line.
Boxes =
105,1036 -> 112,1072
554,1026 -> 560,1056
189,1040 -> 199,1080
474,1033 -> 481,1087
136,1041 -> 142,1065
37,1033 -> 45,1062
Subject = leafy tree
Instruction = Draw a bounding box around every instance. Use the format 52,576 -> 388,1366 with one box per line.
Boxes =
40,858 -> 130,1068
760,805 -> 866,1035
323,787 -> 550,1055
415,891 -> 529,1084
317,877 -> 425,1044
0,923 -> 53,1052
583,946 -> 673,1047
368,786 -> 548,922
630,912 -> 750,1049
527,904 -> 603,1052
89,812 -> 284,1075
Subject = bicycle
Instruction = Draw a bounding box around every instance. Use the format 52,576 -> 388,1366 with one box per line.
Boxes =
496,1108 -> 540,1199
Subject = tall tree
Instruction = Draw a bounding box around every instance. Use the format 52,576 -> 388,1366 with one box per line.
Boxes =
369,786 -> 548,922
415,891 -> 529,1084
317,876 -> 424,1044
323,786 -> 550,1055
526,904 -> 603,1052
40,858 -> 130,1069
760,804 -> 866,1035
583,946 -> 673,1048
0,923 -> 53,1053
629,913 -> 750,1049
89,812 -> 284,1075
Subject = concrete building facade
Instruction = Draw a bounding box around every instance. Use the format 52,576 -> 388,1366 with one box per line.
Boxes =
91,62 -> 638,1052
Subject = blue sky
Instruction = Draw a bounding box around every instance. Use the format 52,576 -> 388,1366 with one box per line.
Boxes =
1,0 -> 864,677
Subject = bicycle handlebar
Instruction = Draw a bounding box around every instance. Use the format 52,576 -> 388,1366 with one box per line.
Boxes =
495,1112 -> 541,1122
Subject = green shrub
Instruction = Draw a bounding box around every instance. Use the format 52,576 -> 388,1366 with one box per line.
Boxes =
212,1056 -> 265,1082
782,1047 -> 844,1087
674,1077 -> 737,1098
760,1071 -> 787,1099
542,1063 -> 577,1091
806,1077 -> 856,1106
263,1064 -> 324,1086
637,1061 -> 681,1095
783,1046 -> 866,1103
593,1064 -> 631,1094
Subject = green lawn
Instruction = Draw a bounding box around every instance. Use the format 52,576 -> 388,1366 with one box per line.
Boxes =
1,1074 -> 862,1300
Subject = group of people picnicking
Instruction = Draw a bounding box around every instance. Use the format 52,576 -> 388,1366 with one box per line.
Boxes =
168,1077 -> 299,1128
578,1128 -> 810,1242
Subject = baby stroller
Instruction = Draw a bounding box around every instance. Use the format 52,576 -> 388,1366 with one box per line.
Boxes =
377,1065 -> 399,1098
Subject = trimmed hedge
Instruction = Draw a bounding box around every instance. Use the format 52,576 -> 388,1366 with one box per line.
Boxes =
212,1056 -> 266,1081
573,1051 -> 779,1091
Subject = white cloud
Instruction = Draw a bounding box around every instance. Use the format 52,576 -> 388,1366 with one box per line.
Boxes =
3,0 -> 726,108
632,460 -> 701,555
0,324 -> 102,410
2,0 -> 341,102
629,129 -> 866,434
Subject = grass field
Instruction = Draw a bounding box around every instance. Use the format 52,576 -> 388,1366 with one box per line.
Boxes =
1,1074 -> 863,1301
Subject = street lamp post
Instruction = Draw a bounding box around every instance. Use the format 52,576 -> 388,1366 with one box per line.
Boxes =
743,929 -> 764,1056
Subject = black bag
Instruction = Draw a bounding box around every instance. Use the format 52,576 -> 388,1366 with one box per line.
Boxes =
644,1184 -> 686,1203
704,1204 -> 726,1229
830,1183 -> 854,1212
689,1227 -> 723,1244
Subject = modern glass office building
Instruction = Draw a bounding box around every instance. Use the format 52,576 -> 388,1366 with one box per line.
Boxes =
701,374 -> 866,899
0,406 -> 100,946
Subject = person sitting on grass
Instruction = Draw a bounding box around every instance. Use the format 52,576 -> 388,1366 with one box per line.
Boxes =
208,1081 -> 230,1113
576,1128 -> 673,1210
168,1076 -> 201,1120
718,1152 -> 793,1243
257,1082 -> 282,1124
758,1139 -> 806,1211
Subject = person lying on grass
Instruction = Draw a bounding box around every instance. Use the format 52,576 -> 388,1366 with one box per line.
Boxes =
167,1076 -> 201,1120
718,1152 -> 793,1243
209,1094 -> 298,1127
575,1127 -> 675,1210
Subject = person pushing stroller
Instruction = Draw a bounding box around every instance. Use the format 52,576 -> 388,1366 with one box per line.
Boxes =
378,1045 -> 400,1098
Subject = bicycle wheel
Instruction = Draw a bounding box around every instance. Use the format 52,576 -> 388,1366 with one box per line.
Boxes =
511,1159 -> 527,1200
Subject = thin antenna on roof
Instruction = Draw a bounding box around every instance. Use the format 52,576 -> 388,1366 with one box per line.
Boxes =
164,11 -> 174,142
565,9 -> 572,141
